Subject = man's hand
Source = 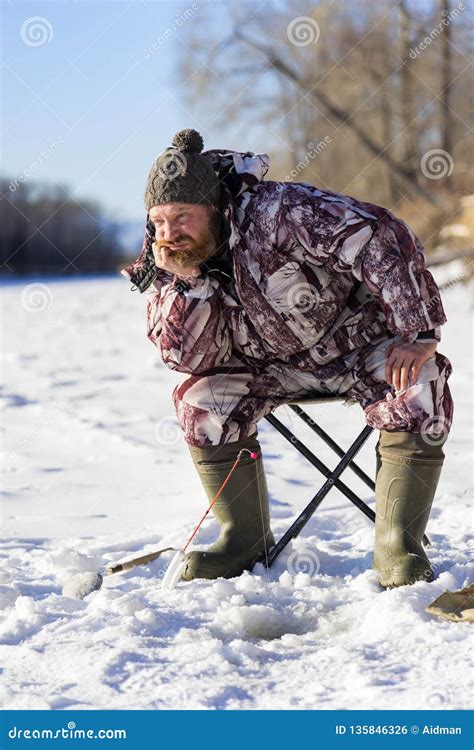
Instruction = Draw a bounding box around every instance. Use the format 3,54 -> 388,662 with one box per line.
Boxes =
152,242 -> 201,280
385,340 -> 438,392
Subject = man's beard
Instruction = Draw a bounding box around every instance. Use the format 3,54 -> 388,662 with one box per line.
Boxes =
157,223 -> 218,269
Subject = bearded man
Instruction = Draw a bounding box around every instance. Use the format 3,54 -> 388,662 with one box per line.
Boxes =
121,129 -> 453,588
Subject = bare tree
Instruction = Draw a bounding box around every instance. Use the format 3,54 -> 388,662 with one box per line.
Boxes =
173,0 -> 472,214
439,0 -> 454,186
398,0 -> 419,184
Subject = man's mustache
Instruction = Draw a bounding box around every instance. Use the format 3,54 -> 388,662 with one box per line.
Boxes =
156,238 -> 192,248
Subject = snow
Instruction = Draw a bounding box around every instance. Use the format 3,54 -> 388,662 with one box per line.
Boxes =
0,274 -> 472,711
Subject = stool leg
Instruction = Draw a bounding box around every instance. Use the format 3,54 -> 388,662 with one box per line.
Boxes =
261,423 -> 373,568
265,414 -> 376,523
290,405 -> 375,491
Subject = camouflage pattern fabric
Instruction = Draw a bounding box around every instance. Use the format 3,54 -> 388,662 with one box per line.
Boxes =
122,149 -> 453,447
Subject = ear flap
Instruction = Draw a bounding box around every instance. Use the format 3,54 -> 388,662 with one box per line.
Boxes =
145,212 -> 154,235
207,189 -> 231,253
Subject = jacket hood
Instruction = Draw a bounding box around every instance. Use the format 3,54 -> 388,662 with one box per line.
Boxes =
120,149 -> 270,290
204,149 -> 270,200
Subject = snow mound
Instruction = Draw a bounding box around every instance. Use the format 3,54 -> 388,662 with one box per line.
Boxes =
214,603 -> 300,640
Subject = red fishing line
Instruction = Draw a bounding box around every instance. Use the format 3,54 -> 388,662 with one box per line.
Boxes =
182,448 -> 258,553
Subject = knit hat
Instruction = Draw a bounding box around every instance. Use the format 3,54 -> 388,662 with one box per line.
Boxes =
143,129 -> 221,211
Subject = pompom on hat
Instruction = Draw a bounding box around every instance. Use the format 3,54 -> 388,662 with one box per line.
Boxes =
143,128 -> 221,211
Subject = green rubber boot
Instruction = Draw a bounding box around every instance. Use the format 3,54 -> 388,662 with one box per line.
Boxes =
181,433 -> 275,581
373,429 -> 448,588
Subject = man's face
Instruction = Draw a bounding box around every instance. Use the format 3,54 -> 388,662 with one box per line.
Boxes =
149,203 -> 217,269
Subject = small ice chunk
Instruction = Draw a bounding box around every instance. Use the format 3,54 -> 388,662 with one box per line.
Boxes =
62,572 -> 103,600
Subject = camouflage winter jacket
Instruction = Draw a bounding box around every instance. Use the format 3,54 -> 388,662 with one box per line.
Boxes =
121,149 -> 446,374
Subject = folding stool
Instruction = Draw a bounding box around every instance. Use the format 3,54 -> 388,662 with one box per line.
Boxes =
262,394 -> 429,567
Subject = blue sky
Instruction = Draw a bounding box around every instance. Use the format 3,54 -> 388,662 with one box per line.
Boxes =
2,0 -> 252,221
4,1 -> 452,228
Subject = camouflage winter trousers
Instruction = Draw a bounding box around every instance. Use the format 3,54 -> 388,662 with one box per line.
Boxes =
172,335 -> 454,447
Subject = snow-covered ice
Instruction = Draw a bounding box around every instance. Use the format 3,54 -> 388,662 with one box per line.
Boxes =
0,273 -> 472,710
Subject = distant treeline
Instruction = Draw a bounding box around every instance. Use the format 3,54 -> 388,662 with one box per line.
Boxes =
0,179 -> 129,276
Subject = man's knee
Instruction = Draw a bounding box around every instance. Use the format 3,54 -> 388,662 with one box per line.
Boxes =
172,378 -> 218,446
172,376 -> 256,447
364,348 -> 454,434
416,350 -> 452,384
434,351 -> 453,379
